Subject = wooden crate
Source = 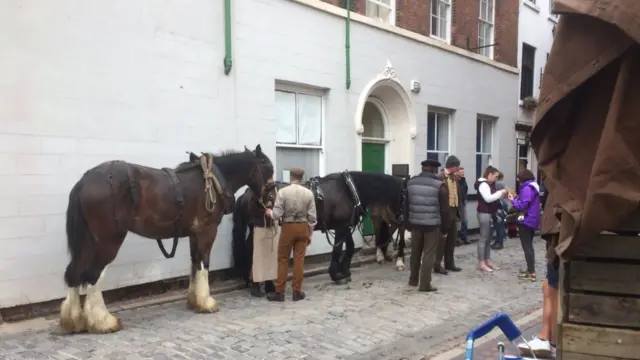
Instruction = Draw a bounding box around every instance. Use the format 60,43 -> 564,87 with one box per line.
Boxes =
557,233 -> 640,360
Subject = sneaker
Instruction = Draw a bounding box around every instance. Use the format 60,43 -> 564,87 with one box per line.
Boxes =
518,272 -> 537,281
551,344 -> 557,359
517,336 -> 552,358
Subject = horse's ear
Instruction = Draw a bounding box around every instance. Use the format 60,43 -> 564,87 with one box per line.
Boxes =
255,144 -> 263,157
244,145 -> 249,152
189,152 -> 199,162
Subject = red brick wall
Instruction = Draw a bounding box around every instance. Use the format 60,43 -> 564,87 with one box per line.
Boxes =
451,0 -> 479,51
492,0 -> 519,67
319,0 -> 518,68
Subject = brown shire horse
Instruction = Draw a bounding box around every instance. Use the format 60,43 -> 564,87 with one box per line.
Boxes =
60,145 -> 273,334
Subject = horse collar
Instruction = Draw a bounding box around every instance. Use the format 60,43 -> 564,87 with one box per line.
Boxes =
199,153 -> 234,215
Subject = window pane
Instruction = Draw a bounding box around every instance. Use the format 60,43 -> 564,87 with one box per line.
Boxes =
439,15 -> 447,39
275,147 -> 320,182
366,2 -> 377,17
431,16 -> 439,36
427,112 -> 436,150
476,118 -> 482,153
480,0 -> 487,20
476,154 -> 491,179
518,144 -> 528,158
362,102 -> 385,138
275,91 -> 297,144
485,23 -> 493,43
436,114 -> 449,151
380,6 -> 391,23
481,120 -> 492,153
431,0 -> 438,17
439,1 -> 447,19
297,93 -> 322,146
427,151 -> 448,168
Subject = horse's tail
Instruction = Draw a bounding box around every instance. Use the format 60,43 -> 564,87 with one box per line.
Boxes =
231,195 -> 252,285
63,179 -> 97,288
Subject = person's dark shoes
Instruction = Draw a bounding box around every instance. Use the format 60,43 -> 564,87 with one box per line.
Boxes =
446,266 -> 462,272
462,238 -> 471,245
250,283 -> 265,298
266,292 -> 285,302
491,243 -> 504,250
434,268 -> 449,275
264,280 -> 276,294
408,279 -> 418,286
418,286 -> 438,293
292,291 -> 306,301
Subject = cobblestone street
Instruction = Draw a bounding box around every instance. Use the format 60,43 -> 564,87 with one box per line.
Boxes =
0,238 -> 546,360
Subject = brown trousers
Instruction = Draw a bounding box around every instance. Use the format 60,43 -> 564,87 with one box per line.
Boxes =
410,226 -> 440,290
435,207 -> 458,270
275,223 -> 309,293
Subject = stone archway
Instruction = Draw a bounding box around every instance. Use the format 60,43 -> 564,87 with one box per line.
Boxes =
354,60 -> 417,173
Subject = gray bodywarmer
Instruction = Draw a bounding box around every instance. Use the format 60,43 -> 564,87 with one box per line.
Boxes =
407,172 -> 442,227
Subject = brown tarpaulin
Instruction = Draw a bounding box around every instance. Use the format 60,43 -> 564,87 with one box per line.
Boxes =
532,0 -> 640,259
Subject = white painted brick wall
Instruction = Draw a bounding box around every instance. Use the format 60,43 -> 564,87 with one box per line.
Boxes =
0,0 -> 518,307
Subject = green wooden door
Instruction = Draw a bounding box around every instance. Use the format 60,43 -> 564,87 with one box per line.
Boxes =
361,142 -> 385,235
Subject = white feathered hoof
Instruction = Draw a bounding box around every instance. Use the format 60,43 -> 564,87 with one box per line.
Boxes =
384,246 -> 394,262
59,288 -> 87,334
376,248 -> 385,264
396,258 -> 405,272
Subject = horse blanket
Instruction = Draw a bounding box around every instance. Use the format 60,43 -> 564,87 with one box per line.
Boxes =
531,0 -> 640,259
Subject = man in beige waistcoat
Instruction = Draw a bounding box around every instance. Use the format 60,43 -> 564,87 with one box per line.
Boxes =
265,167 -> 317,301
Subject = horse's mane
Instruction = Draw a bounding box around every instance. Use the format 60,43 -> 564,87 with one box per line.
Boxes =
175,149 -> 258,173
323,171 -> 403,209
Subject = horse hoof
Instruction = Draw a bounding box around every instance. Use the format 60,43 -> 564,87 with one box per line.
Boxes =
334,278 -> 349,285
87,315 -> 122,334
397,265 -> 405,272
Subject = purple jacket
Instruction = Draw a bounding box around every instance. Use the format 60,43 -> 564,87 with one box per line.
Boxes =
511,180 -> 541,230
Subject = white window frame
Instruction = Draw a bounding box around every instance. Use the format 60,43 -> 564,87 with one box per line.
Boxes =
478,0 -> 495,59
430,0 -> 452,43
365,0 -> 396,26
274,83 -> 326,180
426,110 -> 451,166
476,116 -> 495,180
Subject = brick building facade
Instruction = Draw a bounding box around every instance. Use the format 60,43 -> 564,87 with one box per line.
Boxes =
322,0 -> 518,67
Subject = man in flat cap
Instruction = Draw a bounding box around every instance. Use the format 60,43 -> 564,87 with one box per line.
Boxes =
406,159 -> 449,292
265,167 -> 317,302
435,155 -> 465,274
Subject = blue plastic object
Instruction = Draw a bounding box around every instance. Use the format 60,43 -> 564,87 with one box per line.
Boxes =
464,312 -> 523,360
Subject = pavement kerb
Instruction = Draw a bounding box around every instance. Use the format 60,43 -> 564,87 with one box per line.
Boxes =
0,249 -> 389,335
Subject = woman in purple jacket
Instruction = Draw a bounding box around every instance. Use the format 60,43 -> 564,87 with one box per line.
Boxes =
508,169 -> 541,281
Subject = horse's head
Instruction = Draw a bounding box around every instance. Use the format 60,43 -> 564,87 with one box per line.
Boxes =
244,144 -> 274,200
260,180 -> 279,209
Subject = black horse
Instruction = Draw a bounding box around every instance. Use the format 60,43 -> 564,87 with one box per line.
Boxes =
232,171 -> 407,286
309,171 -> 408,283
232,181 -> 288,296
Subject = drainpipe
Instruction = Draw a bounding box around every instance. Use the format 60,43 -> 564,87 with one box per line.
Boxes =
345,0 -> 351,89
223,0 -> 233,75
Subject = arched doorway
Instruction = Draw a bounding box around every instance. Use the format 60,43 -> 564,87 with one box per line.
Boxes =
355,61 -> 417,235
354,60 -> 417,173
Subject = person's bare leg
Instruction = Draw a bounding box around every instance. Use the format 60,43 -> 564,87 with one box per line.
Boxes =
549,282 -> 558,345
538,280 -> 552,339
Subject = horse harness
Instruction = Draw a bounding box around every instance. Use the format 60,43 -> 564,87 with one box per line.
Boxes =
308,171 -> 367,248
156,153 -> 232,259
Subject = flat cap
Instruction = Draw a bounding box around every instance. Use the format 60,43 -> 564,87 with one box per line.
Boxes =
421,159 -> 441,168
288,167 -> 305,178
445,155 -> 461,168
